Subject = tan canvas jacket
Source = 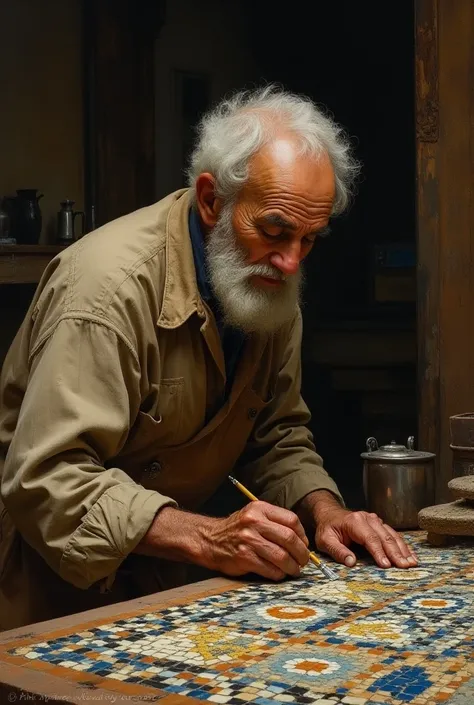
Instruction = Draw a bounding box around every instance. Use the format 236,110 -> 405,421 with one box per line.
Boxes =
0,189 -> 342,629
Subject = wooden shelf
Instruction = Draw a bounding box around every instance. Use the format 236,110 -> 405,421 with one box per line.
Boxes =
0,245 -> 66,285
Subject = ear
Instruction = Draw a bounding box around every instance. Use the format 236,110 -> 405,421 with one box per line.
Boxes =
195,173 -> 221,228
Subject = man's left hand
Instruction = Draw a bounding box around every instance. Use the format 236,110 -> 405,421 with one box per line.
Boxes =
298,491 -> 418,569
315,506 -> 418,568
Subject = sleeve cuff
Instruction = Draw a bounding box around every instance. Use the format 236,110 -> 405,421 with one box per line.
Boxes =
259,467 -> 345,511
59,483 -> 177,589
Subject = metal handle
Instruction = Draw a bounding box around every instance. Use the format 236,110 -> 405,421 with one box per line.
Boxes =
366,437 -> 378,452
407,436 -> 415,450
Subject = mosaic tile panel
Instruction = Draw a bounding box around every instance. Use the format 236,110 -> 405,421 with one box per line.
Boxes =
3,532 -> 474,704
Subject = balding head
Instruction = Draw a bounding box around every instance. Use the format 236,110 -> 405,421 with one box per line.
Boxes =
188,85 -> 359,215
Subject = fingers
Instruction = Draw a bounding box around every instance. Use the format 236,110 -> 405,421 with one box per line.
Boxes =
238,502 -> 310,576
351,516 -> 392,568
258,523 -> 309,574
252,536 -> 302,577
349,513 -> 418,569
368,516 -> 417,568
238,544 -> 286,582
316,528 -> 357,567
260,503 -> 309,546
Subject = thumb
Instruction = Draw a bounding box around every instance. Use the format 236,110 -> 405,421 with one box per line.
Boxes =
317,529 -> 357,567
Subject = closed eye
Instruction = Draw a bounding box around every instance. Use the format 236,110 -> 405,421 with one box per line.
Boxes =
258,225 -> 331,244
259,226 -> 285,240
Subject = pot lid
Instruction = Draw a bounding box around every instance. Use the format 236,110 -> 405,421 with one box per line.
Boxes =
361,437 -> 435,461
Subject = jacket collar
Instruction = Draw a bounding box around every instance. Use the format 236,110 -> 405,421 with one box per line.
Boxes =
156,189 -> 206,328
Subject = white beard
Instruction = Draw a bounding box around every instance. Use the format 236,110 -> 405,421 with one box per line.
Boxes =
205,202 -> 303,334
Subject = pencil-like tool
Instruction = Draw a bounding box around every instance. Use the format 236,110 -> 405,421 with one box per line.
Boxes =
228,475 -> 338,581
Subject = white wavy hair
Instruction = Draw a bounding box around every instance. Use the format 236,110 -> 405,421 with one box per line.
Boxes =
187,85 -> 360,215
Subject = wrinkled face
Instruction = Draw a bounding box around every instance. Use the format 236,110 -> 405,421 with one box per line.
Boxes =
205,138 -> 336,334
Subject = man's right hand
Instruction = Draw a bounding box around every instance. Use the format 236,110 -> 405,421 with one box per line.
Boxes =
136,502 -> 310,581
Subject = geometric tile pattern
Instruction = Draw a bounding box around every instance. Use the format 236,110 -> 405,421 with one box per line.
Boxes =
4,532 -> 474,704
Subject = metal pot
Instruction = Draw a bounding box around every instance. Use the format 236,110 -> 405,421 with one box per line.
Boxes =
361,436 -> 435,529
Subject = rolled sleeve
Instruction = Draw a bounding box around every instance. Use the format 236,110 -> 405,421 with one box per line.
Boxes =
1,317 -> 176,589
60,483 -> 175,589
261,467 -> 344,510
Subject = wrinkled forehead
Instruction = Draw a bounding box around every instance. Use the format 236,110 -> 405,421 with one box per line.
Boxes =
243,137 -> 336,205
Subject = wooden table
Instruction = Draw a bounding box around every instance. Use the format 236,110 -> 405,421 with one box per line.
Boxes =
0,533 -> 473,705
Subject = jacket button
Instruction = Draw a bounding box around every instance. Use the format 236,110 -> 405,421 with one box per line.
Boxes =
146,461 -> 162,479
248,407 -> 257,419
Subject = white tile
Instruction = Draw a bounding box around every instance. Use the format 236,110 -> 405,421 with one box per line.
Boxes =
109,673 -> 129,681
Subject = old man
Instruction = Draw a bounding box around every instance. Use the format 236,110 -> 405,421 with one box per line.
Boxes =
0,87 -> 416,630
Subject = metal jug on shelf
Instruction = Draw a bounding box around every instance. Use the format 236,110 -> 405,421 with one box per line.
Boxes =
57,200 -> 85,245
361,436 -> 435,529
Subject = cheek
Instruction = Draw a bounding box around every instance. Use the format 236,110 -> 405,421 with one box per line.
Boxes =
232,210 -> 268,263
236,234 -> 270,265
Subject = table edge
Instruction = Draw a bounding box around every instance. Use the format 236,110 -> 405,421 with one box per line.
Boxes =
0,576 -> 242,645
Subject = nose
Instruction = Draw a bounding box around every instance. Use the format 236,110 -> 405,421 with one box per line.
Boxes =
269,242 -> 302,276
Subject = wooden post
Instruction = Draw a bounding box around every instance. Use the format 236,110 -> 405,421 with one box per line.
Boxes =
416,0 -> 474,500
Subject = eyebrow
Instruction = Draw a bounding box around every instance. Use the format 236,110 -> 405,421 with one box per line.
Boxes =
261,214 -> 296,230
261,214 -> 331,238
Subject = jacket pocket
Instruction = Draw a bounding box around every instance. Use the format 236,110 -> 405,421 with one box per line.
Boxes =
155,377 -> 184,444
